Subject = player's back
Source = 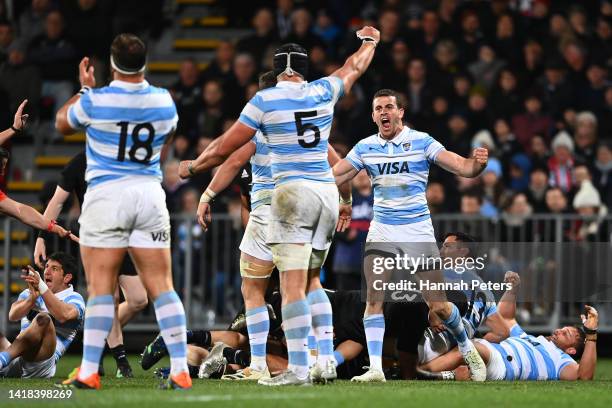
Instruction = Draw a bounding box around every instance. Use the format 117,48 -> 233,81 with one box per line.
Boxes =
68,80 -> 178,189
240,76 -> 343,186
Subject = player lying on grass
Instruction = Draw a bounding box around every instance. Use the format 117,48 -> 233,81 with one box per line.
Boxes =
418,276 -> 598,381
0,253 -> 84,379
142,290 -> 371,381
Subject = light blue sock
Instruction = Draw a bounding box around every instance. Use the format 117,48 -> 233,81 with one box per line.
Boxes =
441,304 -> 471,353
245,305 -> 269,370
307,289 -> 335,364
154,291 -> 188,376
282,299 -> 311,379
363,314 -> 385,370
79,294 -> 114,379
0,351 -> 11,369
333,350 -> 345,367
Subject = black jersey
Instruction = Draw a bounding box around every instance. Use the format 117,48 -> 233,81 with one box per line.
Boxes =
239,163 -> 252,210
59,151 -> 87,206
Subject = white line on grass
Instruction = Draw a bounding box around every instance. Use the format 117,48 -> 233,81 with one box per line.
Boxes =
171,393 -> 321,402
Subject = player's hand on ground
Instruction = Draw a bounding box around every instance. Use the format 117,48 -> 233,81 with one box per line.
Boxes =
356,26 -> 380,44
472,147 -> 488,167
33,237 -> 47,269
197,202 -> 212,231
13,99 -> 29,131
337,203 -> 352,232
79,57 -> 96,88
504,271 -> 520,289
581,305 -> 598,331
454,365 -> 470,381
178,160 -> 193,179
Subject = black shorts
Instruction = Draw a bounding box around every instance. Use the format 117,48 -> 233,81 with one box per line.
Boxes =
119,255 -> 138,276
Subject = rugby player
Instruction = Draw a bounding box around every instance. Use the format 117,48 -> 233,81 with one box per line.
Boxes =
55,34 -> 190,390
178,27 -> 380,385
333,89 -> 490,382
419,291 -> 598,381
0,253 -> 84,379
34,151 -> 148,378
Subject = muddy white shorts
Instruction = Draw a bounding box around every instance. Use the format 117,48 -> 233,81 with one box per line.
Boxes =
79,179 -> 170,248
239,204 -> 273,261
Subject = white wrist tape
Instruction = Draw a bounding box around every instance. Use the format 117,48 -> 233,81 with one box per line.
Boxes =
199,188 -> 217,204
29,270 -> 48,294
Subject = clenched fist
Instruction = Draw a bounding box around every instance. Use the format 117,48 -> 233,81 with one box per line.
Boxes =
472,147 -> 488,167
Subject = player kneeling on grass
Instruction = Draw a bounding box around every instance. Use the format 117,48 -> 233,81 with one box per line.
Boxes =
0,253 -> 84,379
418,273 -> 598,381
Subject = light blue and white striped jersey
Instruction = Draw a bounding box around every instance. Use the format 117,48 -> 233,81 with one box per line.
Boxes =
250,131 -> 274,210
238,77 -> 344,185
346,127 -> 445,225
491,324 -> 577,380
17,286 -> 85,362
67,80 -> 178,188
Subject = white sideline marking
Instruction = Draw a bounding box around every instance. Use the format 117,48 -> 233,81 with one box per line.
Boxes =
171,393 -> 320,402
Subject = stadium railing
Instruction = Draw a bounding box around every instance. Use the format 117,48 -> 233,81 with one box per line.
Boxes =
1,214 -> 611,336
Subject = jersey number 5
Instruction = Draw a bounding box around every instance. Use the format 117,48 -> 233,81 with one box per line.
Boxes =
116,122 -> 155,164
295,111 -> 320,148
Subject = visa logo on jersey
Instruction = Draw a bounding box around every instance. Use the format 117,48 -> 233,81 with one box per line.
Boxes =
376,161 -> 410,175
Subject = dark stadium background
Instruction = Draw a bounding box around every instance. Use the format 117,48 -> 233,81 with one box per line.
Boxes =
0,0 -> 610,355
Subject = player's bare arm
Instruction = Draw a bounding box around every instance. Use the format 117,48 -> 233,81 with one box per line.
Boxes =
483,271 -> 521,342
333,159 -> 360,186
56,57 -> 96,135
331,26 -> 380,93
0,196 -> 76,240
7,284 -> 38,322
560,306 -> 598,381
435,148 -> 489,178
328,145 -> 352,232
21,266 -> 79,324
34,186 -> 72,267
196,141 -> 256,231
0,99 -> 29,145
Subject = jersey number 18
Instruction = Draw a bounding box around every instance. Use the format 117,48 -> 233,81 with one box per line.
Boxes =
116,122 -> 154,164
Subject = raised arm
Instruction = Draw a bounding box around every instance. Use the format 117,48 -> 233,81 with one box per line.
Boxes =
0,196 -> 70,236
56,57 -> 95,135
0,99 -> 29,145
483,271 -> 520,342
22,267 -> 79,324
34,186 -> 72,267
331,26 -> 380,94
560,306 -> 598,381
435,148 -> 488,178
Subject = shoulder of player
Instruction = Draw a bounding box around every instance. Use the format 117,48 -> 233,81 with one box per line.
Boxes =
350,134 -> 381,152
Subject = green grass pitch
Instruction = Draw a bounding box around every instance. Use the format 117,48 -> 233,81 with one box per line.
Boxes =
1,355 -> 612,407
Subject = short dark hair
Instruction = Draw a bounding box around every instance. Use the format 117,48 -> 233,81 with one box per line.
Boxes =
443,231 -> 479,257
372,89 -> 405,110
461,190 -> 483,205
110,33 -> 147,74
259,71 -> 277,89
47,252 -> 78,285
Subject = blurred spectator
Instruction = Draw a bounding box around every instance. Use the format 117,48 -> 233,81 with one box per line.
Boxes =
276,0 -> 294,39
457,9 -> 484,64
544,13 -> 574,55
171,58 -> 202,142
0,21 -> 14,62
511,91 -> 553,151
528,134 -> 550,169
542,187 -> 572,241
224,53 -> 256,118
27,10 -> 77,137
537,57 -> 574,121
545,187 -> 569,214
521,39 -> 544,87
111,0 -> 164,39
333,170 -> 372,290
446,113 -> 471,157
509,153 -> 532,192
500,192 -> 534,241
197,80 -> 225,138
489,68 -> 522,119
410,8 -> 442,63
567,5 -> 591,44
471,129 -> 496,155
573,111 -> 598,163
468,43 -> 505,90
561,40 -> 588,85
430,39 -> 460,92
236,8 -> 278,66
284,8 -> 325,52
578,61 -> 609,113
312,9 -> 341,56
548,131 -> 576,193
63,0 -> 112,60
481,157 -> 507,217
200,40 -> 234,85
494,118 -> 523,180
460,190 -> 482,215
405,58 -> 432,126
572,180 -> 608,241
494,12 -> 522,67
526,167 -> 550,213
592,143 -> 612,209
451,72 -> 471,113
380,39 -> 410,90
371,9 -> 402,72
170,135 -> 193,162
590,16 -> 612,62
426,181 -> 449,214
426,93 -> 450,138
0,44 -> 41,122
437,0 -> 458,38
18,0 -> 51,42
174,188 -> 204,292
601,86 -> 612,138
333,83 -> 369,145
466,87 -> 492,131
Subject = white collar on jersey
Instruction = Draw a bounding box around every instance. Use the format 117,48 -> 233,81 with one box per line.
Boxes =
110,79 -> 150,90
276,80 -> 307,88
52,285 -> 75,297
377,125 -> 410,146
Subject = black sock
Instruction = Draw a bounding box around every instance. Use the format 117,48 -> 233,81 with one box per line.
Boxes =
187,330 -> 212,348
110,344 -> 129,365
188,364 -> 199,378
223,347 -> 251,367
